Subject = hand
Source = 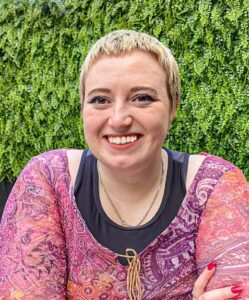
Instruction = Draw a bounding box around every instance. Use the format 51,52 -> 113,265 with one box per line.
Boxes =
192,262 -> 243,300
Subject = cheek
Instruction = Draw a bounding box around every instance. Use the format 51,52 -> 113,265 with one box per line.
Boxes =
154,117 -> 171,144
157,121 -> 170,141
82,110 -> 95,140
146,111 -> 170,133
82,110 -> 105,140
83,121 -> 91,142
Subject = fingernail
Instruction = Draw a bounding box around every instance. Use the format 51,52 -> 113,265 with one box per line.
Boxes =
233,298 -> 243,300
207,261 -> 216,270
231,286 -> 243,294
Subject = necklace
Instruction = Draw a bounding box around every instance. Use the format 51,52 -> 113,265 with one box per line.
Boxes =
98,158 -> 164,227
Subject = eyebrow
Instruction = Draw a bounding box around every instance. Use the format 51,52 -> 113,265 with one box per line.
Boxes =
130,86 -> 158,96
87,86 -> 158,97
87,88 -> 111,97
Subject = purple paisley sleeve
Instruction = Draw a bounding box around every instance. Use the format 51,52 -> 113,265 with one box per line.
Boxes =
196,167 -> 249,298
0,155 -> 67,299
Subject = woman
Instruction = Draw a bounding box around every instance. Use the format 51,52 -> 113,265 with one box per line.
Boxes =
0,30 -> 248,299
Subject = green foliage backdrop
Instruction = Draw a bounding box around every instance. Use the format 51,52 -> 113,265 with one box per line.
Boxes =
0,0 -> 248,181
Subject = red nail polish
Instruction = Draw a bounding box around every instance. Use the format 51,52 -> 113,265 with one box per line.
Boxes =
207,261 -> 216,270
231,286 -> 243,294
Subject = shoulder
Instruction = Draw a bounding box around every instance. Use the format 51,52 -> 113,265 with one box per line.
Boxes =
186,152 -> 242,191
204,153 -> 248,191
191,153 -> 248,202
191,152 -> 238,171
25,149 -> 69,175
23,149 -> 83,183
186,154 -> 206,191
66,149 -> 84,163
66,149 -> 84,186
30,149 -> 83,166
25,149 -> 85,185
198,152 -> 238,171
30,149 -> 69,164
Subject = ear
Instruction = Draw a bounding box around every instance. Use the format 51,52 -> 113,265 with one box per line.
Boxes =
169,96 -> 180,124
169,110 -> 176,125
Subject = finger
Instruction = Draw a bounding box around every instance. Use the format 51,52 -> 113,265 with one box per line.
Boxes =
192,261 -> 216,298
198,285 -> 243,300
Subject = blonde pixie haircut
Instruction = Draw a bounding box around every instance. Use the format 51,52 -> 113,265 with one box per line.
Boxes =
80,29 -> 180,112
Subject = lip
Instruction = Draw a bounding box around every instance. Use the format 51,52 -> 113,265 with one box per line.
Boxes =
104,133 -> 141,138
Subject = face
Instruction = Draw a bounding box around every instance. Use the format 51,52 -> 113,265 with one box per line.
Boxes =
83,50 -> 175,171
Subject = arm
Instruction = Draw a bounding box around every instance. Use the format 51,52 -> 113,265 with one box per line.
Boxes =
0,155 -> 67,299
196,167 -> 249,298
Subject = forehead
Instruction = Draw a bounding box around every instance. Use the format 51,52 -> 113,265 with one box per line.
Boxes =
84,50 -> 166,89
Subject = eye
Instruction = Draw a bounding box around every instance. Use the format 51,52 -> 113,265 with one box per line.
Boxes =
88,96 -> 110,105
132,94 -> 156,103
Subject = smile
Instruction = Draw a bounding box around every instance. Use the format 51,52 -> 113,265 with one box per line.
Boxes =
107,135 -> 139,145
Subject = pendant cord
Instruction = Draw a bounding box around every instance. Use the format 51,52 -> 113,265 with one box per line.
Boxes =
116,248 -> 142,300
97,158 -> 164,227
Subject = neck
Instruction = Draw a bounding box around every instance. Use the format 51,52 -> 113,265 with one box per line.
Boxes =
98,150 -> 168,227
98,150 -> 167,205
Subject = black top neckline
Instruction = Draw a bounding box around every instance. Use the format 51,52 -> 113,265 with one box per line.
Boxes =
93,148 -> 174,230
74,148 -> 189,259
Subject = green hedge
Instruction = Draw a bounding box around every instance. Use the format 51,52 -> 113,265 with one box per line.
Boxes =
0,0 -> 248,181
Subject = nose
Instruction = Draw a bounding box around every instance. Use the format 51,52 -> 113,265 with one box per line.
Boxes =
107,104 -> 132,131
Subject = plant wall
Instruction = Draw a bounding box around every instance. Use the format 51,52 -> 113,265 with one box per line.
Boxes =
0,0 -> 248,181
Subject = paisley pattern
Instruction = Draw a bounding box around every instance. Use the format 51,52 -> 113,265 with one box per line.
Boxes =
0,149 -> 248,299
196,166 -> 249,298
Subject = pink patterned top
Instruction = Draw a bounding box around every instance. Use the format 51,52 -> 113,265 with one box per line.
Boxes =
0,149 -> 248,299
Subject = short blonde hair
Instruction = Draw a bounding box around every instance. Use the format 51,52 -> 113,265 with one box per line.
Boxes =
80,30 -> 180,112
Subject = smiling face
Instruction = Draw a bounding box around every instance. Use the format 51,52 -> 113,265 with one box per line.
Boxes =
83,50 -> 175,171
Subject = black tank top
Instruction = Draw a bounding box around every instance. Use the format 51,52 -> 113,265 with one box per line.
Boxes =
74,148 -> 189,264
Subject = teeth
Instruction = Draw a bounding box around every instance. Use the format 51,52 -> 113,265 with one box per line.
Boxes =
121,137 -> 126,144
108,135 -> 138,145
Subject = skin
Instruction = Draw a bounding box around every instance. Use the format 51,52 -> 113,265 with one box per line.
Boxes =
82,50 -> 175,224
192,265 -> 242,299
82,50 -> 205,223
75,50 -> 242,299
83,50 -> 173,173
